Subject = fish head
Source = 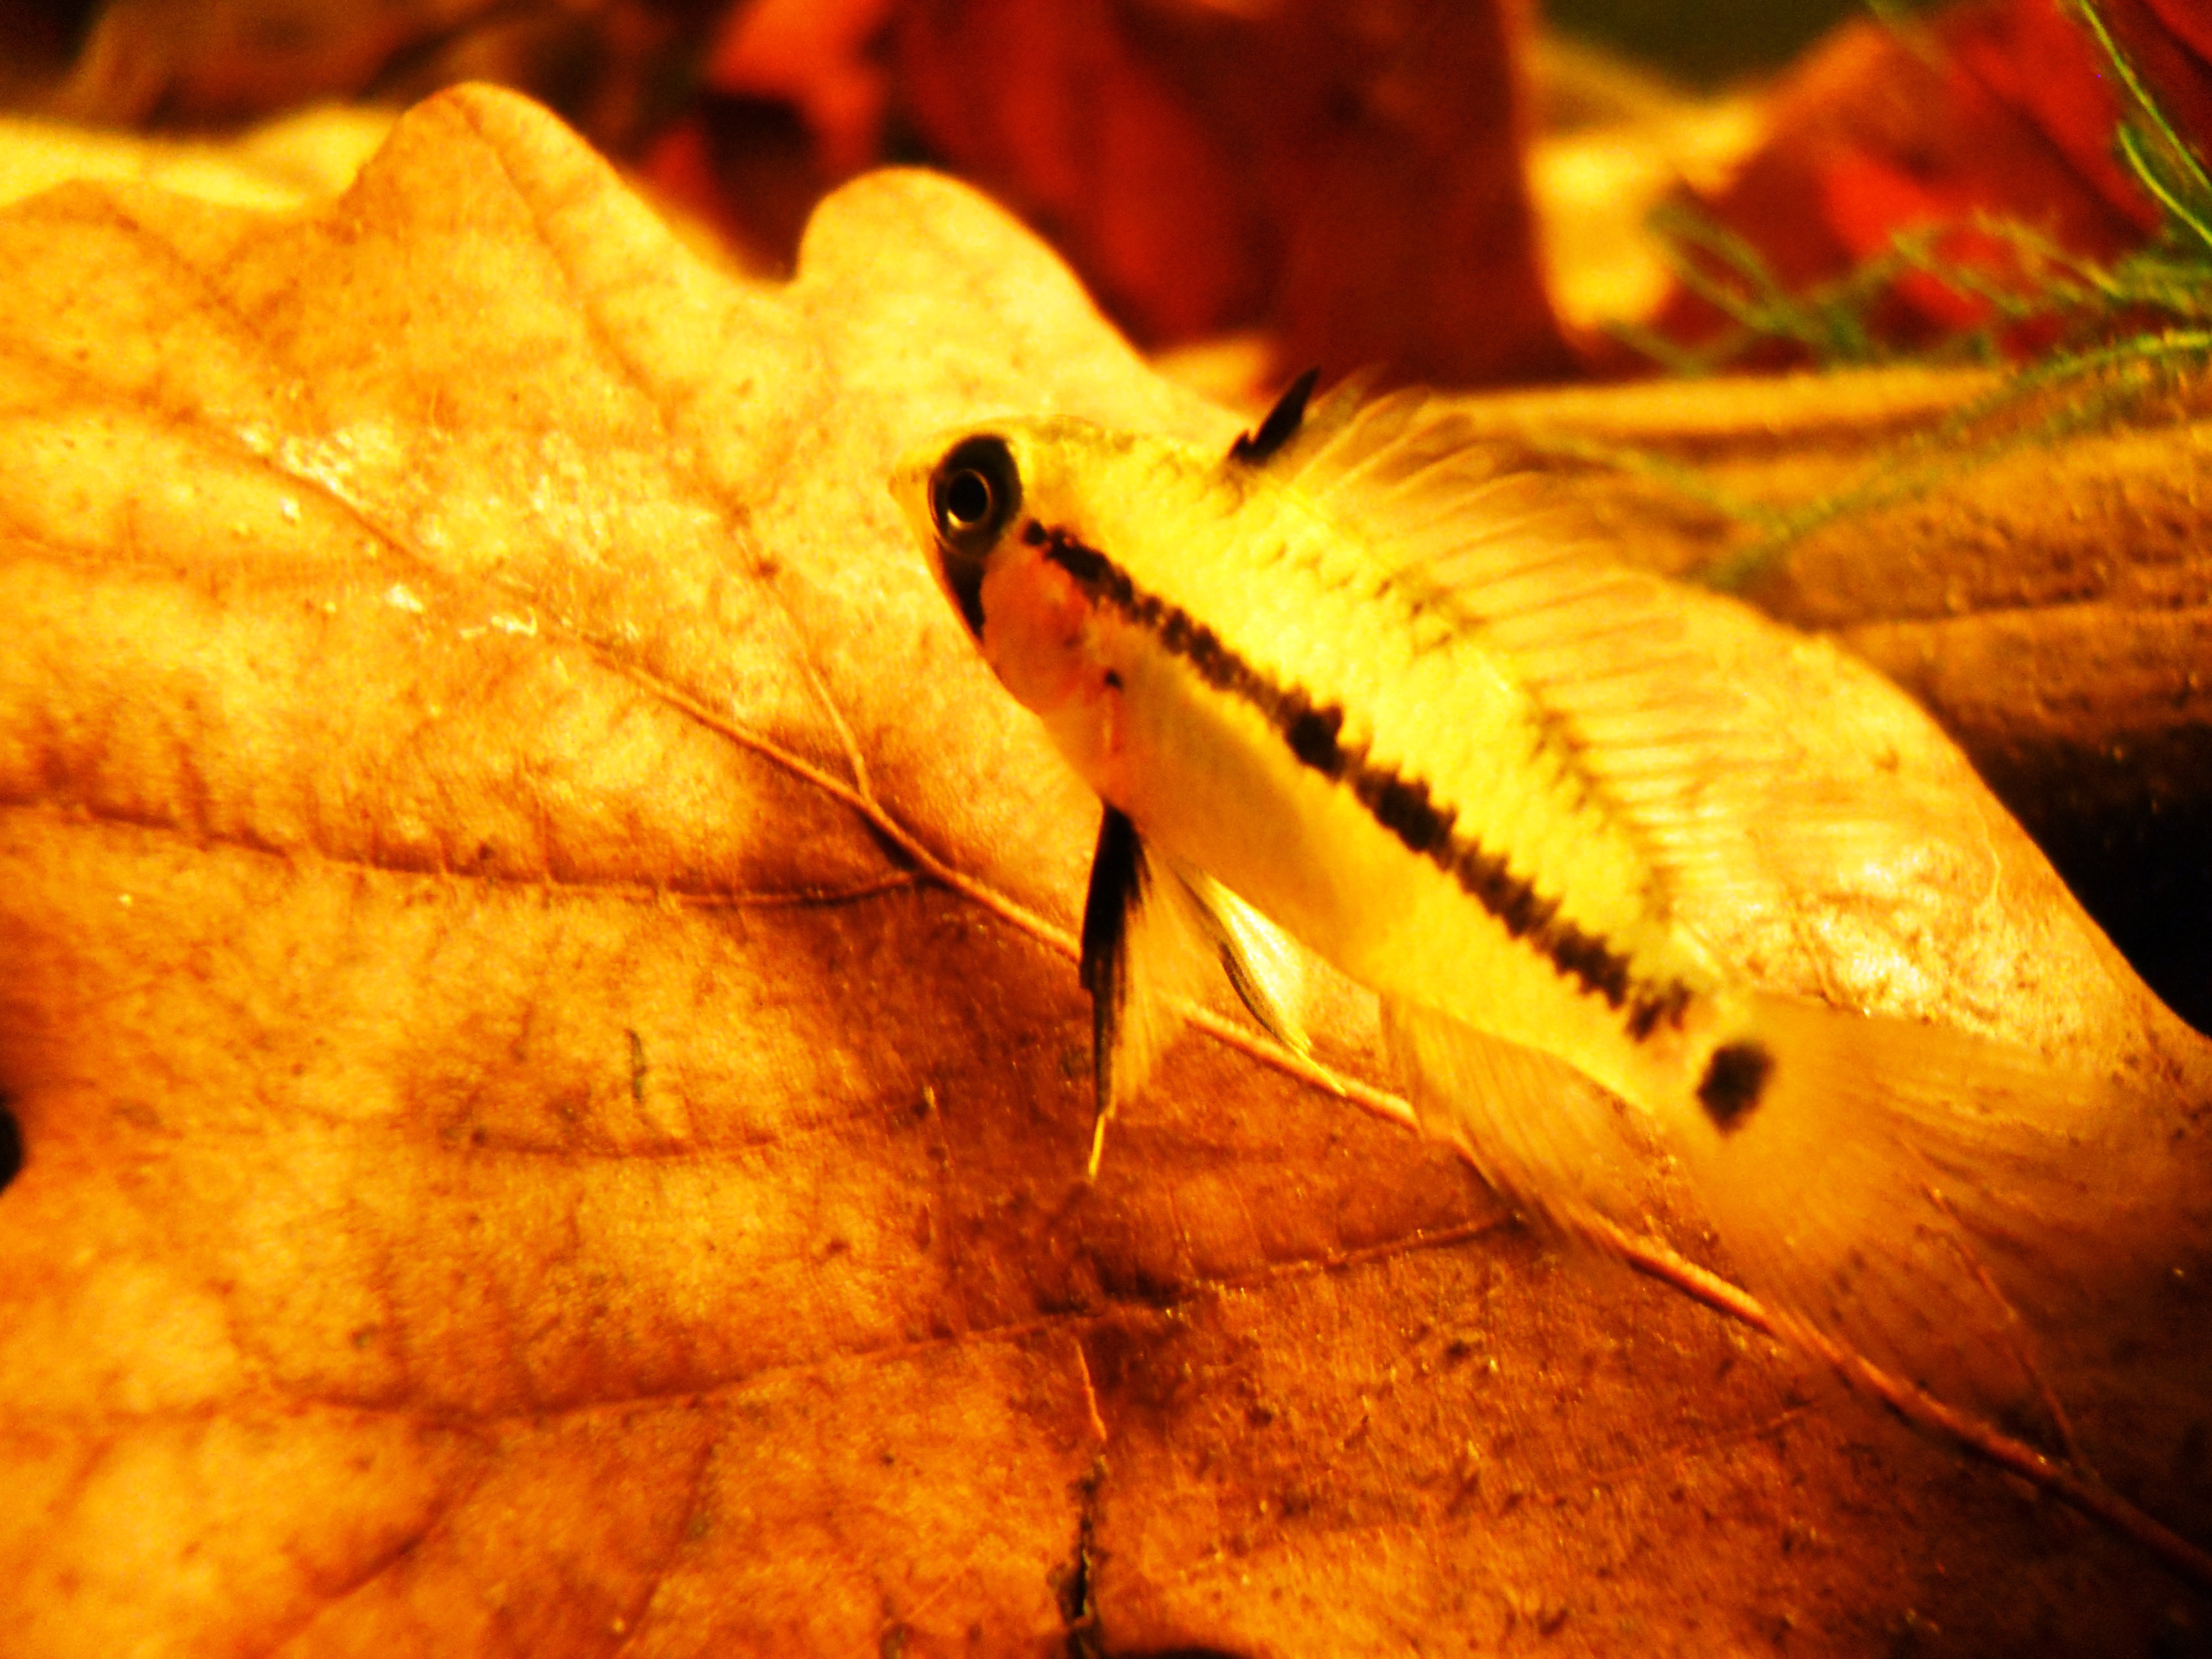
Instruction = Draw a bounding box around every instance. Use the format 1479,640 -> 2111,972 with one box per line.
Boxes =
890,421 -> 1116,733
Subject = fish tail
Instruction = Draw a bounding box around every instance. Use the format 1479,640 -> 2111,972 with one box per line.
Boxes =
1680,992 -> 2156,1442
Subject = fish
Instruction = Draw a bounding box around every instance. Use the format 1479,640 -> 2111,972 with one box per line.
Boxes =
889,371 -> 2124,1434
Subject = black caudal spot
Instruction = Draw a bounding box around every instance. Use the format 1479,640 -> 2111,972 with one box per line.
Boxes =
1230,367 -> 1322,466
1698,1040 -> 1773,1133
0,1098 -> 19,1192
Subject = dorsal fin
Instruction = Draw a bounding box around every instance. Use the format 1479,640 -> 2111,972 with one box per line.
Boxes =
1227,367 -> 1322,466
1266,385 -> 1796,920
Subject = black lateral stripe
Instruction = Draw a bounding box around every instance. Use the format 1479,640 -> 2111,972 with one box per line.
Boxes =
1038,527 -> 1692,1034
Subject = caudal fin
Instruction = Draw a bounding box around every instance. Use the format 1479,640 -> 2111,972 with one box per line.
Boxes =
1384,985 -> 2187,1455
1679,993 -> 2172,1448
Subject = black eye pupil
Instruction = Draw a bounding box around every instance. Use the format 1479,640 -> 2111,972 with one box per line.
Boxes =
945,470 -> 992,526
930,434 -> 1021,550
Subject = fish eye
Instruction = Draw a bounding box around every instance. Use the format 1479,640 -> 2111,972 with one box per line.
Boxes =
942,469 -> 992,528
929,435 -> 1021,551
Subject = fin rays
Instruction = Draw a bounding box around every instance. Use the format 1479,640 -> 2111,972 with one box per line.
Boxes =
1381,998 -> 1667,1233
1259,382 -> 1797,926
1079,807 -> 1310,1176
1387,987 -> 2145,1451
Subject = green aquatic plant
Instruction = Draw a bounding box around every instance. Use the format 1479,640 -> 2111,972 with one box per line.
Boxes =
1600,0 -> 2212,589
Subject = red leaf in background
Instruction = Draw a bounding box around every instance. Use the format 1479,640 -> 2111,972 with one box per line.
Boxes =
1815,151 -> 2021,330
703,0 -> 894,177
25,0 -> 1572,389
1647,0 -> 2203,362
2110,0 -> 2212,159
1948,0 -> 2159,229
885,0 -> 1573,389
38,0 -> 709,151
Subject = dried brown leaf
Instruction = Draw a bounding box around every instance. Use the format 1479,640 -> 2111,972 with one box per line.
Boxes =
0,103 -> 392,212
1,86 -> 2208,1657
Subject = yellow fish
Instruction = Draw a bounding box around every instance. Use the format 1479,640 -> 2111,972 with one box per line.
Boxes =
890,372 -> 2112,1426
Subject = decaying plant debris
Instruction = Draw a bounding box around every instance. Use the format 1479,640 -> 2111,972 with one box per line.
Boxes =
0,86 -> 2206,1658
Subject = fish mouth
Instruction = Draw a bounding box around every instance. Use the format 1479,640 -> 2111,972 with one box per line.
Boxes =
887,446 -> 937,545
